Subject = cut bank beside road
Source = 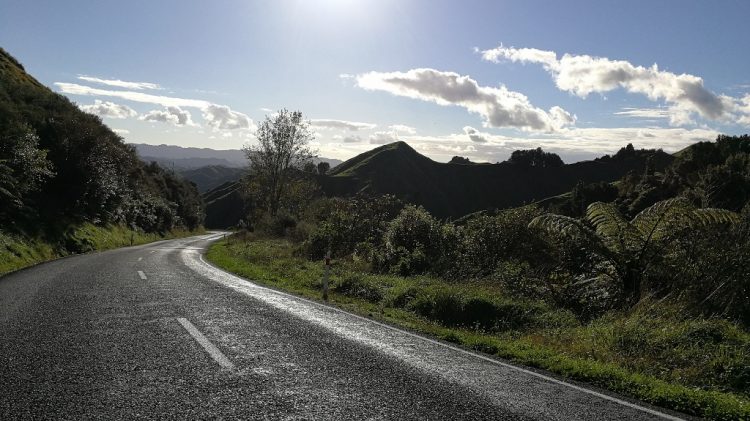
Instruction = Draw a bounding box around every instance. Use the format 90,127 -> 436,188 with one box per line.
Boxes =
0,223 -> 204,276
206,235 -> 750,421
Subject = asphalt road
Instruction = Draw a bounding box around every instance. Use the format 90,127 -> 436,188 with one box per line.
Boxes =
0,233 -> 691,420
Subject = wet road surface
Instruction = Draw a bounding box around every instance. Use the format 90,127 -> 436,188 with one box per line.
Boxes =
0,233 -> 690,420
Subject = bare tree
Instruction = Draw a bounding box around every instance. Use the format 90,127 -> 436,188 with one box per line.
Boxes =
243,109 -> 316,216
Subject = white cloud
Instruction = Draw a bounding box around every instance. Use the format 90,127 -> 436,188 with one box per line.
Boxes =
333,134 -> 364,143
614,107 -> 671,119
57,82 -> 254,130
140,106 -> 196,126
369,131 -> 399,144
202,104 -> 254,130
462,126 -> 488,143
78,76 -> 162,90
738,94 -> 750,125
480,46 -> 559,70
480,45 -> 742,126
388,124 -> 417,134
79,99 -> 137,119
112,128 -> 130,135
311,119 -> 377,131
355,68 -> 575,132
260,107 -> 274,113
56,82 -> 210,108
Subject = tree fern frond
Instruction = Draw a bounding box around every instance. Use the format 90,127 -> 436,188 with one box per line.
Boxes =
586,202 -> 641,254
631,197 -> 695,242
692,208 -> 741,226
529,213 -> 596,242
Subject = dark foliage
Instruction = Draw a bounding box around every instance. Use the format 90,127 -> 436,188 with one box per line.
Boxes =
0,47 -> 204,235
304,194 -> 404,259
322,141 -> 671,218
508,147 -> 564,168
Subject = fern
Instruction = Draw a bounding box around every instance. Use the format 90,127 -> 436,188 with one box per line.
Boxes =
585,202 -> 641,254
692,208 -> 741,226
531,197 -> 742,305
631,198 -> 697,243
529,213 -> 595,242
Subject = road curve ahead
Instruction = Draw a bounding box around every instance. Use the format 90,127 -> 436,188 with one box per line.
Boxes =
0,233 -> 689,420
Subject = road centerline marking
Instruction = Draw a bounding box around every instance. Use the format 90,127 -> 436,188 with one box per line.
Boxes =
176,317 -> 235,370
137,270 -> 147,280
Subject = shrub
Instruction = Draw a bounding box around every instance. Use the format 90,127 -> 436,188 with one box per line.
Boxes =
658,220 -> 750,325
256,210 -> 298,237
382,205 -> 447,275
334,273 -> 384,303
455,206 -> 545,278
303,195 -> 403,259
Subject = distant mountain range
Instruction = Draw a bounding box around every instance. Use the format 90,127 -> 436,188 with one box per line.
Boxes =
179,165 -> 246,192
201,140 -> 672,227
131,143 -> 343,170
132,143 -> 248,169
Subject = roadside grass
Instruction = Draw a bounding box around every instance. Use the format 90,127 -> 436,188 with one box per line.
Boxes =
206,235 -> 750,421
0,223 -> 205,276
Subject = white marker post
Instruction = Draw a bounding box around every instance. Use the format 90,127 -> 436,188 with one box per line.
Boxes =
323,252 -> 330,301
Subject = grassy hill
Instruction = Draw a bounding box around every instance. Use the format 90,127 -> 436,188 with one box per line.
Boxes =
324,141 -> 673,218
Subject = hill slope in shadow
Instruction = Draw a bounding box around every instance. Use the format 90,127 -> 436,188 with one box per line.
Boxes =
323,141 -> 673,218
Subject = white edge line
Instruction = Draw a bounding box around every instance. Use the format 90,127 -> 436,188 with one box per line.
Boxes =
176,317 -> 235,370
197,253 -> 685,421
137,270 -> 147,280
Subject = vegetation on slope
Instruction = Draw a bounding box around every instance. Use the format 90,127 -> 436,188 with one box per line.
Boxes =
0,47 -> 205,272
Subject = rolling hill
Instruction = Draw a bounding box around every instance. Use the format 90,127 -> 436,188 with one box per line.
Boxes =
323,141 -> 673,218
202,141 -> 673,226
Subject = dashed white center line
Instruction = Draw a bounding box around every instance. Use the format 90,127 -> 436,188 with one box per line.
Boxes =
176,317 -> 235,370
137,270 -> 147,280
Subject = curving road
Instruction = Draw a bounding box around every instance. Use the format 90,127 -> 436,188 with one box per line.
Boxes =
0,233 -> 691,420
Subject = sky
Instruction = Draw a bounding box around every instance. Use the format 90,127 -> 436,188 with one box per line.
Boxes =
2,0 -> 750,163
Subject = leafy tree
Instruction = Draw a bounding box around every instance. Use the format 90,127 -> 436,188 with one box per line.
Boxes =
317,161 -> 330,175
243,109 -> 315,216
0,120 -> 54,223
508,147 -> 563,168
449,156 -> 472,164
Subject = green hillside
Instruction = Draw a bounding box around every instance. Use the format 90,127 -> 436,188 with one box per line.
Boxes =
324,141 -> 672,218
0,47 -> 204,269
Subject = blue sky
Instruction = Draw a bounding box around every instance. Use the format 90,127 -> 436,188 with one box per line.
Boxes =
2,0 -> 750,162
